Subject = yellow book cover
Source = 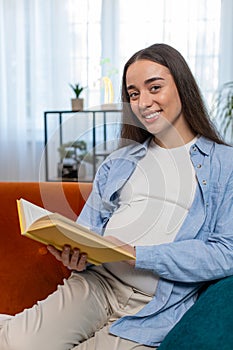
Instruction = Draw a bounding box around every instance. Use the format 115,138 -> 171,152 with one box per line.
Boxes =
17,198 -> 135,265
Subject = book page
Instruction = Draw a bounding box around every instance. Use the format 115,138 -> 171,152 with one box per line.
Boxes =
17,199 -> 52,230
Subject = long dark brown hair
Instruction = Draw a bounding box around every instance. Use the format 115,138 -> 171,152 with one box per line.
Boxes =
120,43 -> 225,145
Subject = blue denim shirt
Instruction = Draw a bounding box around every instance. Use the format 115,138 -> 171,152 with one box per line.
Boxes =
77,136 -> 233,347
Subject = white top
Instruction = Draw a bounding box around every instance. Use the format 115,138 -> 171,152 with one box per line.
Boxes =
104,137 -> 197,295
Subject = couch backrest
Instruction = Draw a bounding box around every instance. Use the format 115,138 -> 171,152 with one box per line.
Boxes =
0,182 -> 92,315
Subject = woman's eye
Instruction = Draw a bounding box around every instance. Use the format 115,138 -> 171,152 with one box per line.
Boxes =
128,92 -> 139,100
151,85 -> 160,92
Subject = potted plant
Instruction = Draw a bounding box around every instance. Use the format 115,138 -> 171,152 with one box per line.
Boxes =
69,83 -> 85,111
211,81 -> 233,143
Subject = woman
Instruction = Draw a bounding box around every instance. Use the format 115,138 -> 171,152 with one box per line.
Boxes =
1,43 -> 233,350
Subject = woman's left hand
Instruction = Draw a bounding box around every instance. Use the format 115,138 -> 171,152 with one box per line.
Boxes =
47,244 -> 88,271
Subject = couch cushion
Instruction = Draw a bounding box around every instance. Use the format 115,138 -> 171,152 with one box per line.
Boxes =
158,276 -> 233,350
0,182 -> 92,315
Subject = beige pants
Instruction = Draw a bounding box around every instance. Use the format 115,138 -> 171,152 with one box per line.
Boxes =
0,266 -> 156,350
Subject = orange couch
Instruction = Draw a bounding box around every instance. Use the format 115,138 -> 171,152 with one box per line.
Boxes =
0,182 -> 92,315
3,182 -> 233,349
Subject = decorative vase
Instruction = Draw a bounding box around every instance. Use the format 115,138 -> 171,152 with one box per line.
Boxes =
71,98 -> 84,111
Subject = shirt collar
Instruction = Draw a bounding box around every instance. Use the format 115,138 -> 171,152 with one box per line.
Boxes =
195,136 -> 214,156
126,137 -> 151,157
126,135 -> 214,157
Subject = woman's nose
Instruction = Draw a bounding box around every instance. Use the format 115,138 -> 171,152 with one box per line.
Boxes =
138,91 -> 153,109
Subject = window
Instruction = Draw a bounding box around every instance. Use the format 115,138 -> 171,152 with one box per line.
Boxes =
67,0 -> 102,108
0,0 -> 224,181
67,0 -> 221,108
117,0 -> 221,107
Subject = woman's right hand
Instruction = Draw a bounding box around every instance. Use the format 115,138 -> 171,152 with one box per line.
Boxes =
47,245 -> 87,272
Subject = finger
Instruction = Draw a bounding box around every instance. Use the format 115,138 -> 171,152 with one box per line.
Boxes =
69,248 -> 80,268
75,253 -> 87,271
61,245 -> 71,267
47,245 -> 62,261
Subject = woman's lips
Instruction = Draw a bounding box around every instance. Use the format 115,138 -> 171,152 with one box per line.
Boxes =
142,111 -> 161,122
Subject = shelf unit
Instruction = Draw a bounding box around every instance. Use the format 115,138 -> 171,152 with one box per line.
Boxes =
44,109 -> 122,182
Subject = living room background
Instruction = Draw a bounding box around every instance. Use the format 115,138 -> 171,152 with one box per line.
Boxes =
0,0 -> 232,181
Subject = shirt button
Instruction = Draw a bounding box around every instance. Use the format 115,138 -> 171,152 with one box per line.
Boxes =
197,164 -> 202,168
192,146 -> 197,151
202,180 -> 207,185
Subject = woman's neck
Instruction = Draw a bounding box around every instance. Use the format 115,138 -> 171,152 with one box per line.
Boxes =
154,129 -> 197,149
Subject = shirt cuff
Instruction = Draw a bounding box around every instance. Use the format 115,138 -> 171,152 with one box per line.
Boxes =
135,245 -> 158,271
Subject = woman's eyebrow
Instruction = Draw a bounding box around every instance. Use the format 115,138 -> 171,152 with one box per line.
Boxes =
126,84 -> 136,91
127,77 -> 165,91
144,76 -> 165,85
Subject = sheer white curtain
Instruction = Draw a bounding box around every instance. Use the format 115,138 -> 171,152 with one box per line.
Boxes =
0,0 -> 28,181
116,0 -> 222,107
0,0 -> 103,181
0,0 -> 72,181
0,0 -> 230,181
218,0 -> 233,86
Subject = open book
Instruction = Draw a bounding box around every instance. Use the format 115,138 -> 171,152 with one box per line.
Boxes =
17,199 -> 135,265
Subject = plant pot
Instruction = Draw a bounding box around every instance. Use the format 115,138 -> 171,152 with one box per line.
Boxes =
71,98 -> 84,111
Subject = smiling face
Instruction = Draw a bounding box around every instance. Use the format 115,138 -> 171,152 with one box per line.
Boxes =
126,59 -> 195,148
